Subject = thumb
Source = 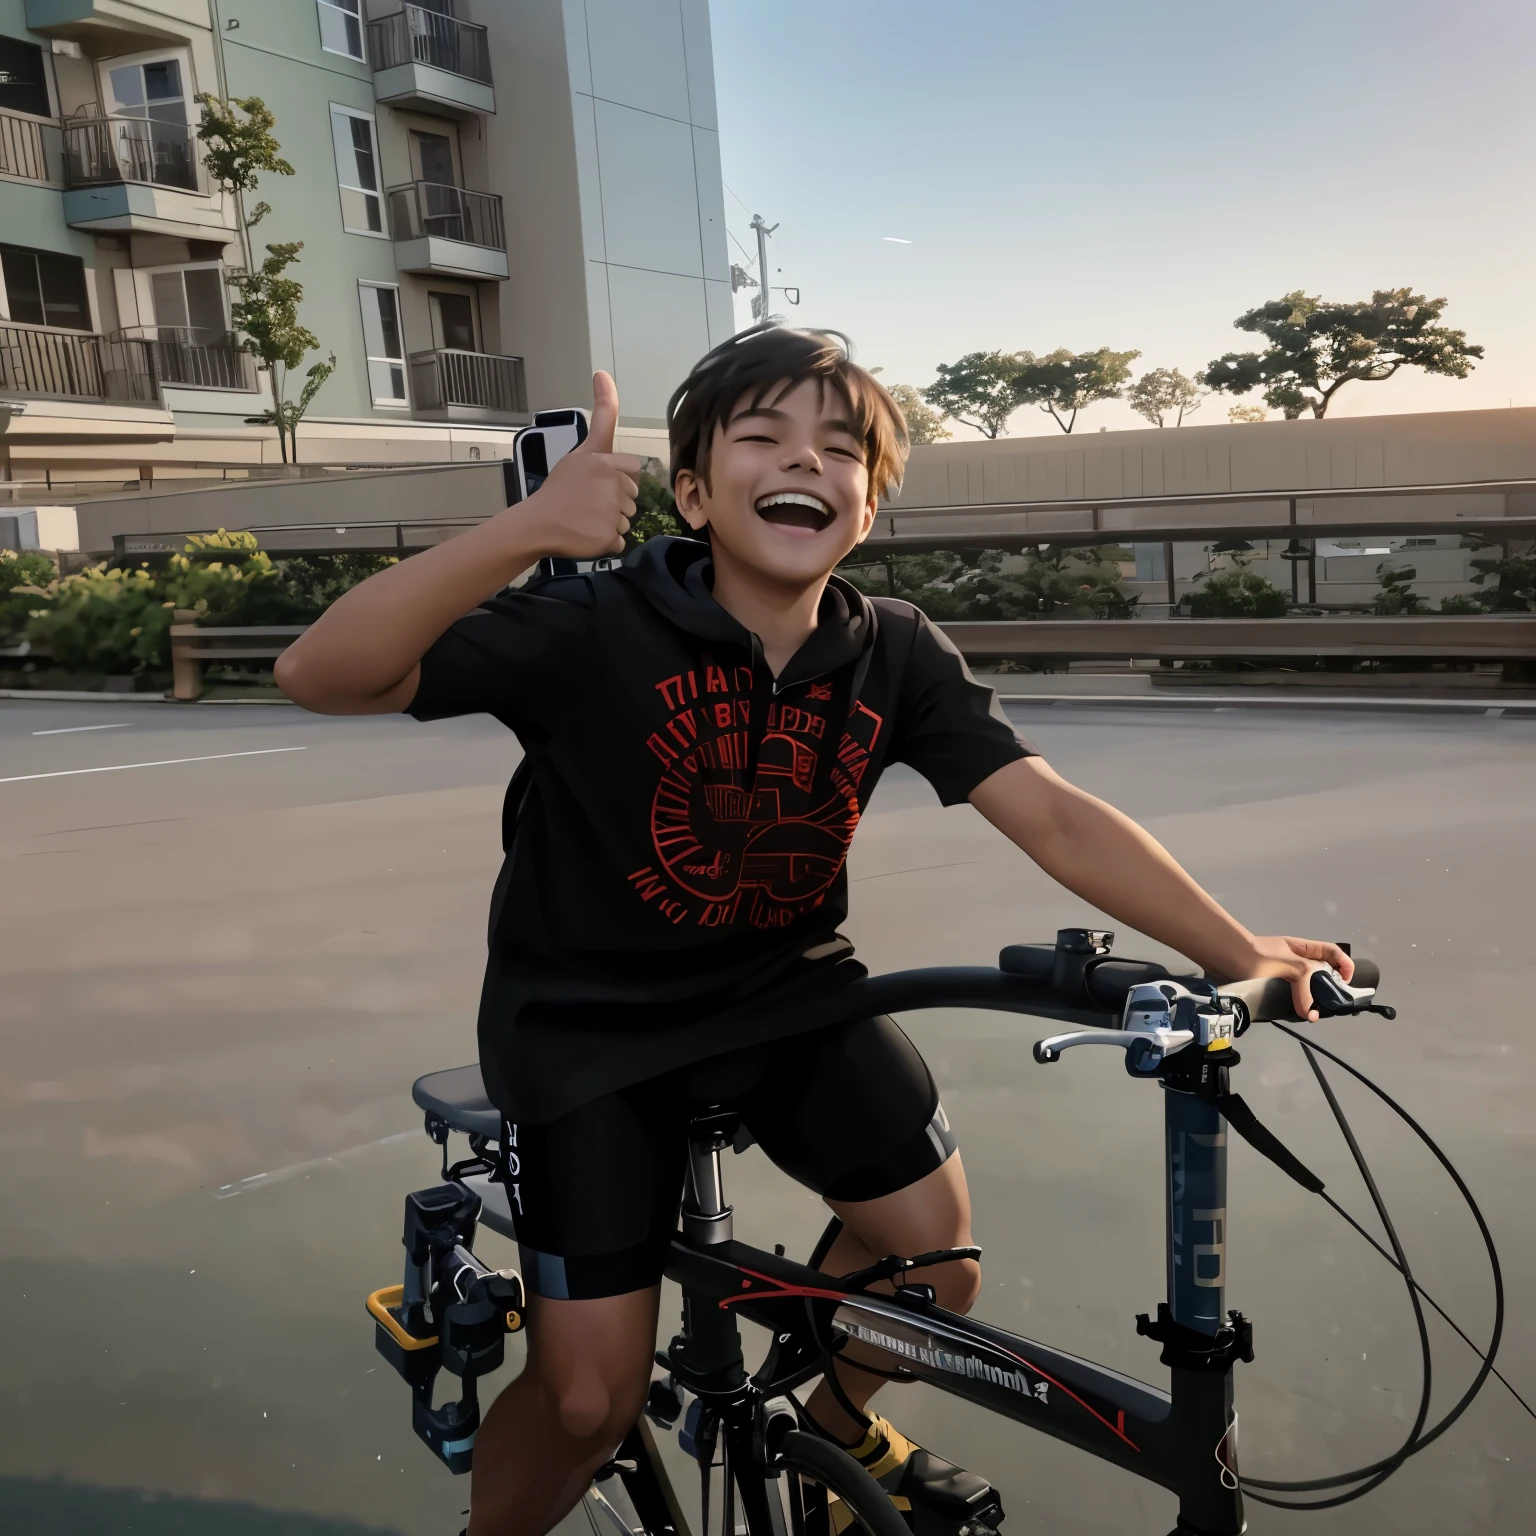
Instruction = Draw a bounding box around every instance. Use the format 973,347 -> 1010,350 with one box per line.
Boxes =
584,370 -> 618,454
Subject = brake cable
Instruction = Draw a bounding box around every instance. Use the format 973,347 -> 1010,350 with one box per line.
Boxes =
1239,1022 -> 1529,1509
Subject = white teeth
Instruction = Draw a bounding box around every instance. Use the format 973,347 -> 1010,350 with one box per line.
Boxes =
755,492 -> 831,514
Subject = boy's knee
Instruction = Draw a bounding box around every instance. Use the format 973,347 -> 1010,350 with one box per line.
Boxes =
934,1255 -> 982,1314
544,1367 -> 648,1448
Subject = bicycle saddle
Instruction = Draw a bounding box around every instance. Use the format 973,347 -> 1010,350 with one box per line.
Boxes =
413,1064 -> 500,1140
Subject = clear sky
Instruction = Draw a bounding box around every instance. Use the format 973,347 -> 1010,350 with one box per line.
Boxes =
709,0 -> 1536,437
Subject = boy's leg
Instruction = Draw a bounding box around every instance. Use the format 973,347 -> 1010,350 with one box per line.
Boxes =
805,1153 -> 981,1443
738,1014 -> 981,1443
468,1286 -> 660,1536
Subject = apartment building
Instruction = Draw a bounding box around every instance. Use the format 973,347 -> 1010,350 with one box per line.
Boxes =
0,0 -> 731,497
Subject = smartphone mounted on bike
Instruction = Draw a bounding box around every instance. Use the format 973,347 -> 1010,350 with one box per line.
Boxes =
504,408 -> 624,580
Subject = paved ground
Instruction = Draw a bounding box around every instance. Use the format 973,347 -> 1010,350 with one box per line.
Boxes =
1,698 -> 1533,1535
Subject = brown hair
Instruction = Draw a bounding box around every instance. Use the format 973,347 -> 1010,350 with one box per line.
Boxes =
667,325 -> 909,502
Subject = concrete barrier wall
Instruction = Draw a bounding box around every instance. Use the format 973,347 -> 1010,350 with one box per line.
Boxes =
893,405 -> 1536,511
73,461 -> 511,555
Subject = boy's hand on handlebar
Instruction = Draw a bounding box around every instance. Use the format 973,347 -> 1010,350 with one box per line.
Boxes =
514,371 -> 642,559
1238,936 -> 1355,1022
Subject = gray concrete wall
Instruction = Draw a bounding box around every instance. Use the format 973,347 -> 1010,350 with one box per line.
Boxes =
72,456 -> 508,552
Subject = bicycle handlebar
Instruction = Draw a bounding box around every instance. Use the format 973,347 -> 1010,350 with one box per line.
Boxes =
776,946 -> 1384,1043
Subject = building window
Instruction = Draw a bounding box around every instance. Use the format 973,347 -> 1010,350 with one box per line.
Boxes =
317,0 -> 365,62
430,291 -> 476,351
358,282 -> 407,406
149,264 -> 229,340
101,52 -> 197,190
0,244 -> 91,330
0,34 -> 51,118
329,104 -> 384,235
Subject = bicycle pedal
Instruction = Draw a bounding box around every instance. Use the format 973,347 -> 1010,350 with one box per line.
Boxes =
905,1451 -> 1004,1536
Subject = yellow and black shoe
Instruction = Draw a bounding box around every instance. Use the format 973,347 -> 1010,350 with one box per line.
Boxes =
830,1414 -> 1004,1536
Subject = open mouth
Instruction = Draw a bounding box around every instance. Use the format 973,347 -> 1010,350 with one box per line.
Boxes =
754,491 -> 835,533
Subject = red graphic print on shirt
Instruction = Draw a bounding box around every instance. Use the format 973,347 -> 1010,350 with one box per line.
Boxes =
628,661 -> 881,930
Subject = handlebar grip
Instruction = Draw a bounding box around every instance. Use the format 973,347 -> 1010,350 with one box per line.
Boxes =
1348,954 -> 1380,990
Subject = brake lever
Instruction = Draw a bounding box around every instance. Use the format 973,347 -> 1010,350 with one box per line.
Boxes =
1033,1027 -> 1195,1065
1311,969 -> 1397,1021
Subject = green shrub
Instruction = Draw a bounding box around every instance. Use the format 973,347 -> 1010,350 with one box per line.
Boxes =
27,565 -> 176,674
0,549 -> 57,642
839,546 -> 1137,620
1184,568 -> 1290,617
21,528 -> 397,677
1438,592 -> 1487,615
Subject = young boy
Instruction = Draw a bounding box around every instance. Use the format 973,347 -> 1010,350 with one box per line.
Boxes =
277,327 -> 1350,1536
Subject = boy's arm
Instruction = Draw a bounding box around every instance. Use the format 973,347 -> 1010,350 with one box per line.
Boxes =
275,373 -> 641,715
969,756 -> 1353,1022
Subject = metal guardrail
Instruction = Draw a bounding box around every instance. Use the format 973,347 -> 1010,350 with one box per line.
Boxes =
939,616 -> 1536,663
163,614 -> 1536,700
410,348 -> 526,416
62,114 -> 201,192
388,180 -> 505,250
111,326 -> 257,392
872,480 -> 1536,554
0,106 -> 60,183
170,622 -> 307,700
369,4 -> 492,83
0,322 -> 160,404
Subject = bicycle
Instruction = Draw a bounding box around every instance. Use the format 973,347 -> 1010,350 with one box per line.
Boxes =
365,926 -> 1441,1536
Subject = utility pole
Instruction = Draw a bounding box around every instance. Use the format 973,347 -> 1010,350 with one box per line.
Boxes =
749,213 -> 778,324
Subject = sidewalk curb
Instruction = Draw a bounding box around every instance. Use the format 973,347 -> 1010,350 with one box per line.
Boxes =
0,689 -> 294,705
999,692 -> 1535,717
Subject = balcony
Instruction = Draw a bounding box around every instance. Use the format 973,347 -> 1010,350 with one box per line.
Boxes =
388,181 -> 508,281
410,348 -> 527,424
60,115 -> 237,243
368,4 -> 495,119
112,326 -> 257,393
0,107 -> 62,185
0,321 -> 160,405
24,1 -> 190,54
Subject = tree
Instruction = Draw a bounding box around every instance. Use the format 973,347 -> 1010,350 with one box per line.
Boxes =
231,242 -> 335,464
195,93 -> 293,229
1227,403 -> 1267,424
1202,288 -> 1483,420
870,372 -> 950,444
629,472 -> 685,543
1012,347 -> 1140,433
1127,367 -> 1203,428
922,352 -> 1024,438
1461,536 -> 1536,612
1374,562 -> 1427,615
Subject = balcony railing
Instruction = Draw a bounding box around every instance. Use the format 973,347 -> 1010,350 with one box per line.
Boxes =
369,4 -> 492,83
62,115 -> 202,192
410,348 -> 527,417
387,181 -> 505,251
112,326 -> 257,392
0,107 -> 61,184
0,322 -> 160,404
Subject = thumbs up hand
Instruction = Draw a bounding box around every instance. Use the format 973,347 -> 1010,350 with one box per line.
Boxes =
516,371 -> 643,559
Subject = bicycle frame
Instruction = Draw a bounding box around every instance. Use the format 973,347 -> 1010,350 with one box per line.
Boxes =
657,1078 -> 1244,1536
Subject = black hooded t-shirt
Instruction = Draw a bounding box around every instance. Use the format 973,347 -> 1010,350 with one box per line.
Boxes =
407,537 -> 1035,1122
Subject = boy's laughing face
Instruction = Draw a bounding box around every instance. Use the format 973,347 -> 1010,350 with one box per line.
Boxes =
672,377 -> 878,588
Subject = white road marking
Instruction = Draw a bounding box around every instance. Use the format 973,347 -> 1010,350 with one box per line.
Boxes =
215,1131 -> 418,1198
0,746 -> 307,784
32,723 -> 132,736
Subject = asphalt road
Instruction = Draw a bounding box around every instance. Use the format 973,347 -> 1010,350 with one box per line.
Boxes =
1,697 -> 1533,1536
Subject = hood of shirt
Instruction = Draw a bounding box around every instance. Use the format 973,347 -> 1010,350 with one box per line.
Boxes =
614,535 -> 878,691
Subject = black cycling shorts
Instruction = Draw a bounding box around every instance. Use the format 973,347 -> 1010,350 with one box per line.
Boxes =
507,1014 -> 957,1301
